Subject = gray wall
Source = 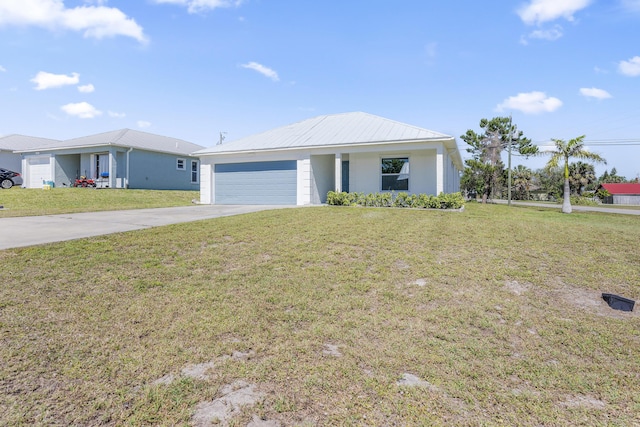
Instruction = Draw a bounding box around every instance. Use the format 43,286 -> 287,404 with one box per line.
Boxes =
0,152 -> 22,172
55,154 -> 81,187
612,195 -> 640,205
128,150 -> 199,190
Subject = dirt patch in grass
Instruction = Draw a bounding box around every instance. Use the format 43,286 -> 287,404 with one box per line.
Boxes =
192,380 -> 265,426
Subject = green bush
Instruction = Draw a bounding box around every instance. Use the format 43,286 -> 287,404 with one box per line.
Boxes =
569,195 -> 599,206
326,191 -> 464,210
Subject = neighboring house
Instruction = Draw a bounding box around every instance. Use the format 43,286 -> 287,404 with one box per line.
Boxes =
16,129 -> 204,190
598,183 -> 640,205
0,135 -> 61,181
195,112 -> 463,205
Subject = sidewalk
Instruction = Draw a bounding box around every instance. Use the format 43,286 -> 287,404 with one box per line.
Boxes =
492,199 -> 640,215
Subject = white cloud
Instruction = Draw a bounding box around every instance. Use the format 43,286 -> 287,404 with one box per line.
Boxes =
518,0 -> 592,25
31,71 -> 80,90
61,101 -> 102,119
528,26 -> 563,41
137,120 -> 151,128
496,91 -> 563,114
0,0 -> 147,43
153,0 -> 243,14
579,87 -> 612,99
0,65 -> 6,72
108,110 -> 126,118
618,56 -> 640,76
78,83 -> 95,93
241,62 -> 279,82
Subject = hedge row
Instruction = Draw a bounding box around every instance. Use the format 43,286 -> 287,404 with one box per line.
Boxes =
326,191 -> 465,209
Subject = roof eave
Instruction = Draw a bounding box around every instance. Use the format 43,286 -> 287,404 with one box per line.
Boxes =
195,136 -> 455,156
18,143 -> 199,157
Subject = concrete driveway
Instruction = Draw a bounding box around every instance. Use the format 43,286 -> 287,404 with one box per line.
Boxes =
0,205 -> 290,250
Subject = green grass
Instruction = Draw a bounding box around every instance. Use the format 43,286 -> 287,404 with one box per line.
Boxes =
1,203 -> 639,425
0,187 -> 197,217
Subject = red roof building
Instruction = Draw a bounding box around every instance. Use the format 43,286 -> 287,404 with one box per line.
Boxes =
598,183 -> 640,205
600,183 -> 640,195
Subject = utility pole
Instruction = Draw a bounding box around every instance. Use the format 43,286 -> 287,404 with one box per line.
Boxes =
507,115 -> 513,206
217,132 -> 227,145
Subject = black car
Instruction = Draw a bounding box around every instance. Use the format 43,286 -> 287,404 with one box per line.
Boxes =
0,168 -> 21,189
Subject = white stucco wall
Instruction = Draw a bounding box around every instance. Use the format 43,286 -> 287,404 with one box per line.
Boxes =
348,149 -> 438,195
310,154 -> 335,204
200,163 -> 212,204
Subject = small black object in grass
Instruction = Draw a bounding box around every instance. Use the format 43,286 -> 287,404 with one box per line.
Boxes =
602,293 -> 635,312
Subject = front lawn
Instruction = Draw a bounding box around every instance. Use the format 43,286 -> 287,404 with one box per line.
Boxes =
0,204 -> 638,425
0,187 -> 197,218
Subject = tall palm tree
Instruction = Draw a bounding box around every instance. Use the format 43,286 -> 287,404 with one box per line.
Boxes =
540,135 -> 605,213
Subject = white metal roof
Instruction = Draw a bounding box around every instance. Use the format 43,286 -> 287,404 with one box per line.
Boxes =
0,134 -> 61,151
195,112 -> 454,155
17,129 -> 204,156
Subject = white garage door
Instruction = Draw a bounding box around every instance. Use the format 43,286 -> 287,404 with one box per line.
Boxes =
28,157 -> 52,188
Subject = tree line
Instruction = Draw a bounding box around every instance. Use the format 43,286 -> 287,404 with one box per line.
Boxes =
460,117 -> 634,213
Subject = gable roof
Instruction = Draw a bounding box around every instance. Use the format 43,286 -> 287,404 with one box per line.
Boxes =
0,134 -> 61,151
16,129 -> 204,156
600,183 -> 640,195
195,112 -> 455,155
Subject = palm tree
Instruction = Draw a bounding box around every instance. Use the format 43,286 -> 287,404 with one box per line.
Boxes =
512,165 -> 533,200
540,135 -> 606,213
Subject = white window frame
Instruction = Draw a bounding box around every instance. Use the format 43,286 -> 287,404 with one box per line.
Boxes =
381,157 -> 409,192
176,158 -> 186,170
190,160 -> 199,184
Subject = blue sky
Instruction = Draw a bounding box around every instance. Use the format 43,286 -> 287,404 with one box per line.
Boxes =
1,0 -> 639,178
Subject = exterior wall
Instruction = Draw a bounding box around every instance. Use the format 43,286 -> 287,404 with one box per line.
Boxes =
612,195 -> 640,205
200,163 -> 213,204
348,149 -> 438,195
55,154 -> 81,187
443,149 -> 461,193
116,151 -> 127,188
127,150 -> 200,190
297,158 -> 311,205
310,154 -> 335,204
0,152 -> 22,172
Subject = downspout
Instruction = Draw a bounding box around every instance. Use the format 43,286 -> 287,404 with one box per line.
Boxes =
126,147 -> 133,189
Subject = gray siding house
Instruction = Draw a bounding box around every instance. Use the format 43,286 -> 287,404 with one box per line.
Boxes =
17,129 -> 204,190
196,112 -> 463,205
0,135 -> 60,177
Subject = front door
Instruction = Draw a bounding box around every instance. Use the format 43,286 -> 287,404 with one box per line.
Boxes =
341,161 -> 349,193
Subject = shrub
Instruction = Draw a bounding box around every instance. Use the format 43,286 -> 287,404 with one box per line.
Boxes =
570,195 -> 599,206
326,191 -> 464,210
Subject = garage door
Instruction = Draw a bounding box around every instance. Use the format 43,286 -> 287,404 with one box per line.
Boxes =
27,157 -> 52,188
215,161 -> 297,205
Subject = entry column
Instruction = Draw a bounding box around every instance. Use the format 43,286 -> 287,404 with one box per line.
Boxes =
334,153 -> 342,192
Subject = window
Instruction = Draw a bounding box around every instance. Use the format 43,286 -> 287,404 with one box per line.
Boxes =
176,158 -> 186,170
190,160 -> 199,183
381,157 -> 409,191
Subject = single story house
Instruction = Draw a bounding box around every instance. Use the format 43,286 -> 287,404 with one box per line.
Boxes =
0,134 -> 60,178
195,112 -> 463,205
598,183 -> 640,205
16,129 -> 205,190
